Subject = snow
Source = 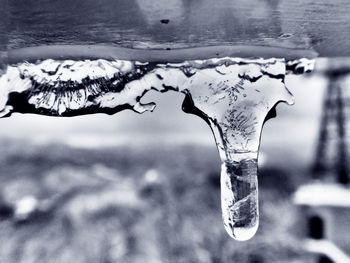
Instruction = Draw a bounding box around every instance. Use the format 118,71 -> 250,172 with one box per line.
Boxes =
294,182 -> 350,207
304,239 -> 350,263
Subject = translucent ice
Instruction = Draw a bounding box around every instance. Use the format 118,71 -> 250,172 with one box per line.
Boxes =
0,56 -> 313,240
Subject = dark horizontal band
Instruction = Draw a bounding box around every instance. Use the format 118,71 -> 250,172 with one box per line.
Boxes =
7,45 -> 318,64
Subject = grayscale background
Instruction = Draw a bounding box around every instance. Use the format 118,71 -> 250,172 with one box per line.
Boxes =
0,1 -> 349,262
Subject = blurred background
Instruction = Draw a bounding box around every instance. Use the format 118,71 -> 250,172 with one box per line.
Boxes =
1,0 -> 350,262
0,65 -> 341,263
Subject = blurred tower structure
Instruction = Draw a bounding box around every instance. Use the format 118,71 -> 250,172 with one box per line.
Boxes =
294,59 -> 350,263
312,62 -> 350,185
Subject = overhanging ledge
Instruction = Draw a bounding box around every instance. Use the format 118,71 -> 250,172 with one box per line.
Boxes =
7,45 -> 318,64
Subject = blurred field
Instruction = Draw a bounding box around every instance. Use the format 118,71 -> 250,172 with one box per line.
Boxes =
0,62 -> 324,263
0,138 -> 310,263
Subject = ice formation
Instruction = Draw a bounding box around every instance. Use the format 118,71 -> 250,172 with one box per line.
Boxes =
0,56 -> 314,240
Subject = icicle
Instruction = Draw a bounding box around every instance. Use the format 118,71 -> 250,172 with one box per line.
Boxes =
0,55 -> 314,240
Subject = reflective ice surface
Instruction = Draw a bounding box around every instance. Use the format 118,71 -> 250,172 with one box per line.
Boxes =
0,56 -> 313,240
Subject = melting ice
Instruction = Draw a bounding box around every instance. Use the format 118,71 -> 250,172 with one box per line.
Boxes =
0,56 -> 314,240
